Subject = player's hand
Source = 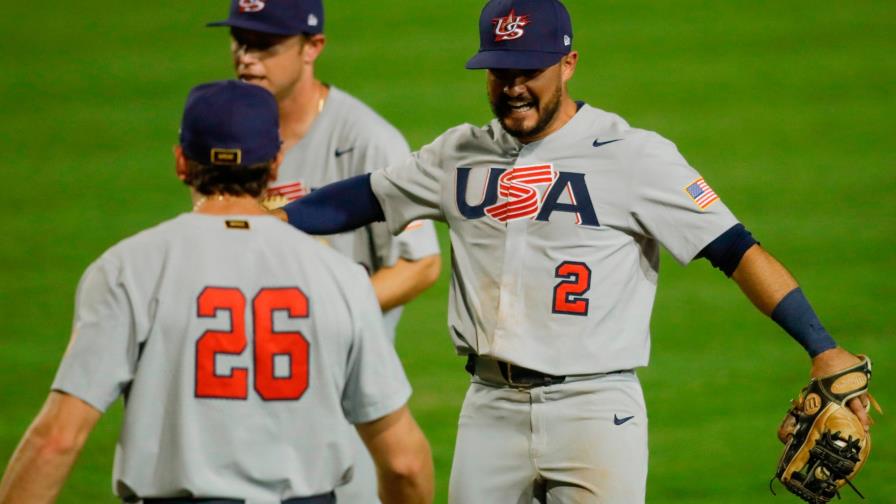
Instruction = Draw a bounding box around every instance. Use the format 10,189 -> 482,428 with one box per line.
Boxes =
269,208 -> 288,222
810,347 -> 873,431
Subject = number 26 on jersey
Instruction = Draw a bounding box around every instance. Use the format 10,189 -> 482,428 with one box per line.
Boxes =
195,287 -> 310,401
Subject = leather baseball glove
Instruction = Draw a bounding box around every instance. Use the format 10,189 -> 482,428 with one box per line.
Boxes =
773,355 -> 880,503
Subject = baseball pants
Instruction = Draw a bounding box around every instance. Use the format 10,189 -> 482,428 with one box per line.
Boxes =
448,371 -> 648,503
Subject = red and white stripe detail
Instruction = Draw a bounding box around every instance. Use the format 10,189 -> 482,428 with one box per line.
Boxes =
485,164 -> 555,222
267,181 -> 308,202
686,177 -> 719,210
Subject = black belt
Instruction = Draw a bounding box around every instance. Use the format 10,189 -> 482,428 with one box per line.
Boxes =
466,354 -> 567,388
142,493 -> 334,504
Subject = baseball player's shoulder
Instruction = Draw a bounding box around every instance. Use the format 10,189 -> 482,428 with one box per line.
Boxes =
76,214 -> 193,290
430,121 -> 507,156
325,86 -> 408,150
387,122 -> 491,171
577,104 -> 652,149
94,213 -> 189,262
580,104 -> 684,163
257,216 -> 372,280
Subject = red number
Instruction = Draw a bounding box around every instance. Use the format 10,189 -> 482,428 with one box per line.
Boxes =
196,287 -> 248,399
195,287 -> 310,401
552,261 -> 591,316
253,288 -> 310,401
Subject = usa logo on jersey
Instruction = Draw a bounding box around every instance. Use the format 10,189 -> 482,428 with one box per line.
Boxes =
238,0 -> 266,13
492,9 -> 530,41
265,181 -> 309,204
456,165 -> 599,226
485,164 -> 555,222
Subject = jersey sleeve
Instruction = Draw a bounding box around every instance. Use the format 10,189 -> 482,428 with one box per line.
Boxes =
369,133 -> 450,235
391,220 -> 441,263
629,132 -> 740,265
51,254 -> 138,412
350,116 -> 440,266
341,272 -> 412,424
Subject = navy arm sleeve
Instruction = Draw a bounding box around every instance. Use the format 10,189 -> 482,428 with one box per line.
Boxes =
771,288 -> 837,357
699,224 -> 837,357
697,223 -> 758,277
282,174 -> 385,235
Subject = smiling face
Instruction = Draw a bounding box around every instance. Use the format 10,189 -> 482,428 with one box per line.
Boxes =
486,52 -> 578,143
230,28 -> 322,100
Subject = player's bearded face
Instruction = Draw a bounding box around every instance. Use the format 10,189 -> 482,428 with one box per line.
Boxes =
487,65 -> 563,142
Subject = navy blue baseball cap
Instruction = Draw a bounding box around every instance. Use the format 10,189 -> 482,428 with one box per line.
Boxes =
179,80 -> 281,166
466,0 -> 573,70
207,0 -> 324,36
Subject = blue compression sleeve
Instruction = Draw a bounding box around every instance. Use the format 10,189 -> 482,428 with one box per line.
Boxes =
282,174 -> 385,234
771,288 -> 837,357
698,223 -> 758,277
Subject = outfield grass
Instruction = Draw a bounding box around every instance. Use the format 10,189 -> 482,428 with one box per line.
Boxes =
1,1 -> 893,502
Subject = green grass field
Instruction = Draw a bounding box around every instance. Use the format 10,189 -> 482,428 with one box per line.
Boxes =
1,1 -> 893,502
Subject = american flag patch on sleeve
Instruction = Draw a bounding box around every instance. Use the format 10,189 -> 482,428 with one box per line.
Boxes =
683,177 -> 720,210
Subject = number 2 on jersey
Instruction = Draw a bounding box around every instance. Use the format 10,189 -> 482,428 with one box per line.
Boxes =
195,287 -> 309,401
552,261 -> 591,316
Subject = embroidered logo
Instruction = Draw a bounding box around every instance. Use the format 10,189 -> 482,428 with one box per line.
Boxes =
485,164 -> 555,222
592,138 -> 622,148
334,146 -> 355,158
456,166 -> 600,227
492,9 -> 530,42
307,13 -> 319,27
266,181 -> 309,204
614,414 -> 635,426
683,177 -> 720,210
210,148 -> 241,165
238,0 -> 266,13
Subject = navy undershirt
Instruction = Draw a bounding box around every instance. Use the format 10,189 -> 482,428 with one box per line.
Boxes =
283,173 -> 383,234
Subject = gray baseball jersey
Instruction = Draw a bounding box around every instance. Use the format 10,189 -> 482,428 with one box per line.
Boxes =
371,104 -> 738,375
51,213 -> 411,503
264,86 -> 440,340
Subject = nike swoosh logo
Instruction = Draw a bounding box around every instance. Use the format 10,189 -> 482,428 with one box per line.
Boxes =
613,414 -> 635,426
334,147 -> 355,157
593,138 -> 622,148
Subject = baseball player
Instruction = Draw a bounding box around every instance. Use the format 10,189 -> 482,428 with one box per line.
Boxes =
0,81 -> 434,504
273,0 -> 875,502
206,4 -> 441,500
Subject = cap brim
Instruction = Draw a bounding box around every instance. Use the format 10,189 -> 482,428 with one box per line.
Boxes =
206,18 -> 300,36
465,50 -> 566,70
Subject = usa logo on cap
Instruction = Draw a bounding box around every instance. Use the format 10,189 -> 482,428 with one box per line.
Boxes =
238,0 -> 265,13
466,0 -> 573,70
492,8 -> 530,41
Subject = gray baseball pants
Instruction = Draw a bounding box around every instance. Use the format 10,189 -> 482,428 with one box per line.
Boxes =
448,365 -> 648,503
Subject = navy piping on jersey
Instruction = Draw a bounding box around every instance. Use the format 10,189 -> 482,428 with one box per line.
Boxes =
698,223 -> 757,277
283,173 -> 383,235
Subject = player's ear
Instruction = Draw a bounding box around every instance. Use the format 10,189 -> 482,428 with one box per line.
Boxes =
561,51 -> 578,84
174,145 -> 188,182
269,151 -> 284,182
301,34 -> 326,65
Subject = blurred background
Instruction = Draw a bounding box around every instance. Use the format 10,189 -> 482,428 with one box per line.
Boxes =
1,1 -> 893,502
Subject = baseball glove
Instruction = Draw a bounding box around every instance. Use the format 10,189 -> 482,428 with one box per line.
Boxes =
773,355 -> 880,503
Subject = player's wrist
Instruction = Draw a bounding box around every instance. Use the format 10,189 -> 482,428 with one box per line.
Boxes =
269,207 -> 288,223
809,347 -> 860,377
770,287 -> 837,357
